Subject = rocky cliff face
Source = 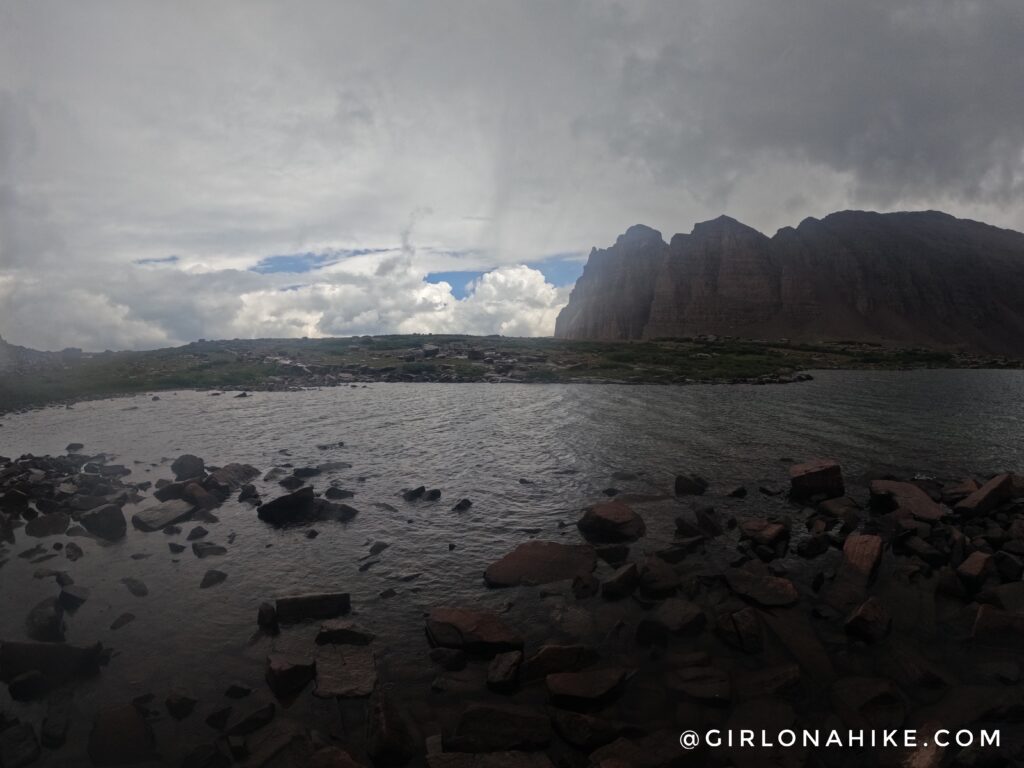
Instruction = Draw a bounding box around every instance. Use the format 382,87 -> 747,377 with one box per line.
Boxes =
554,210 -> 1024,354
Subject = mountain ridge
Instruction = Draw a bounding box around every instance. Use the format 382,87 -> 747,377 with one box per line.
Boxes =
554,210 -> 1024,354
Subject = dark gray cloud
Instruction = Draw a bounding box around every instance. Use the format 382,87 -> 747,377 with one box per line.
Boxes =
1,0 -> 1022,349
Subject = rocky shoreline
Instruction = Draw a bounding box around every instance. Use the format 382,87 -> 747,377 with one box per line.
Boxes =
2,448 -> 1024,767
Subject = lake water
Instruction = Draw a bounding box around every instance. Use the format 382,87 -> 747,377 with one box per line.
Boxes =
1,370 -> 1023,764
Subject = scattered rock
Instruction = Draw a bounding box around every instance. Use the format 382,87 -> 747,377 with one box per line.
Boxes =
200,569 -> 228,589
316,619 -> 375,645
110,612 -> 135,630
452,498 -> 473,511
487,650 -> 523,693
955,473 -> 1013,517
484,541 -> 596,587
674,474 -> 708,496
121,577 -> 148,597
172,454 -> 206,481
522,645 -> 599,680
132,499 -> 194,532
265,654 -> 316,698
601,563 -> 639,600
724,567 -> 799,607
79,504 -> 127,541
25,511 -> 69,538
26,597 -> 65,642
635,598 -> 706,645
166,688 -> 198,720
193,541 -> 227,558
576,501 -> 646,543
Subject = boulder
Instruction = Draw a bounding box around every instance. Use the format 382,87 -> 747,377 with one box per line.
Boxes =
869,480 -> 947,522
956,551 -> 994,590
88,705 -> 157,766
207,463 -> 260,491
131,499 -> 194,532
487,651 -> 523,693
546,668 -> 627,706
446,703 -> 551,753
576,501 -> 645,543
956,474 -> 1013,517
789,459 -> 844,500
79,504 -> 127,541
275,593 -> 351,623
314,645 -> 377,698
484,541 -> 596,587
841,533 -> 883,581
426,607 -> 523,655
636,556 -> 680,598
171,454 -> 205,481
257,487 -> 359,526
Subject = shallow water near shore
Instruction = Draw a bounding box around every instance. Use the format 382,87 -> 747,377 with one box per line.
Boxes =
1,369 -> 1023,764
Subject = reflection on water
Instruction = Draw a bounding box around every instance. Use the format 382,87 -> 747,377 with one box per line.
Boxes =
0,370 -> 1022,763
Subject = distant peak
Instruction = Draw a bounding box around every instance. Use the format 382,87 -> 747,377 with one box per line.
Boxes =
690,215 -> 764,238
615,224 -> 664,246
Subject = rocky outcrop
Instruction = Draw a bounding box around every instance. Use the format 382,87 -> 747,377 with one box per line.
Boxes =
555,211 -> 1024,354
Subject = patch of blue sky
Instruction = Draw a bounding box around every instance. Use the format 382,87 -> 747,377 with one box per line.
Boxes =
251,248 -> 391,274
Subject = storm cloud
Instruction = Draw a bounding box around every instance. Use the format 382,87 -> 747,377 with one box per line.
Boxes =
1,0 -> 1022,350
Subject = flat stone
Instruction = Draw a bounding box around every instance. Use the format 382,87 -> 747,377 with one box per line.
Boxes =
724,568 -> 799,607
546,667 -> 627,705
192,541 -> 227,558
171,454 -> 205,481
314,645 -> 377,698
576,501 -> 646,543
955,473 -> 1013,517
484,541 -> 596,587
870,480 -> 947,522
121,577 -> 148,597
275,592 -> 351,623
426,607 -> 523,656
131,499 -> 194,532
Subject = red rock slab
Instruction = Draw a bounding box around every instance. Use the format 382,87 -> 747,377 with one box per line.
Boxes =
788,459 -> 844,500
869,480 -> 947,522
841,534 -> 883,581
955,473 -> 1013,517
484,541 -> 596,588
426,607 -> 524,655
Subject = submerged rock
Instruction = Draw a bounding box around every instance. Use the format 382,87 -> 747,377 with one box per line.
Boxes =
200,569 -> 228,589
26,597 -> 65,642
314,645 -> 377,698
484,541 -> 596,587
275,592 -> 351,623
426,607 -> 524,656
131,499 -> 194,532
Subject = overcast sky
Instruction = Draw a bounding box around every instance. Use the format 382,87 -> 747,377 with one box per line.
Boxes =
2,0 -> 1023,350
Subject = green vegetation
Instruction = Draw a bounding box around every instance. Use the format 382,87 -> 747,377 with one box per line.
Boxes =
0,333 -> 1017,413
